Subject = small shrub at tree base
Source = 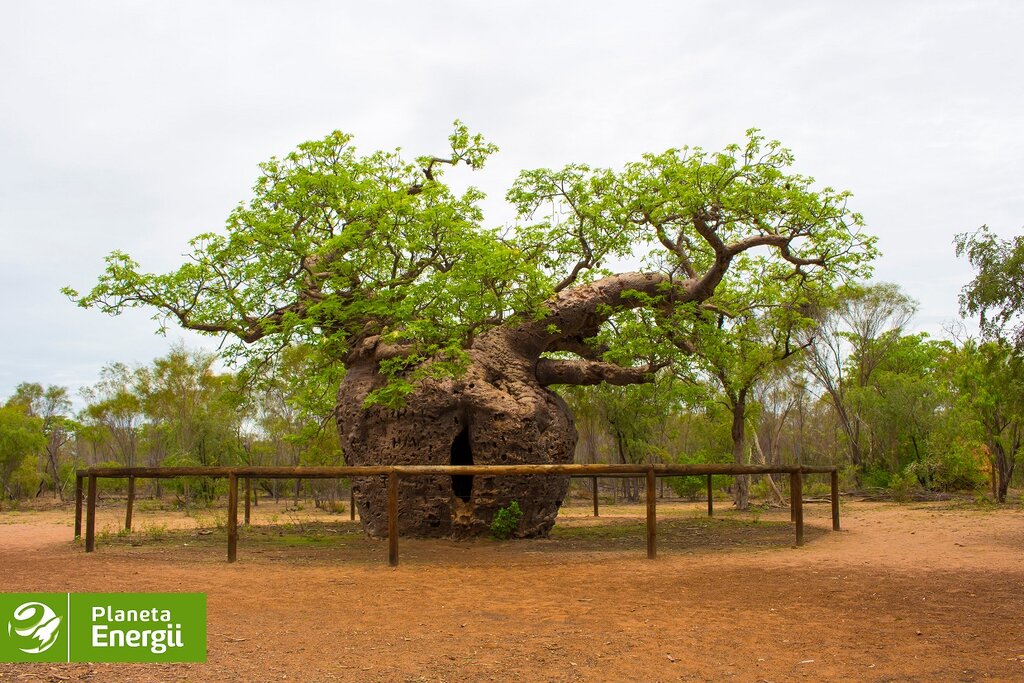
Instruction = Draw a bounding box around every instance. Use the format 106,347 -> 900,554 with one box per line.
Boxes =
490,501 -> 522,540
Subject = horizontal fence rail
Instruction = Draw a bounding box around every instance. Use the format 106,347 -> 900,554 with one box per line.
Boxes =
81,463 -> 822,478
74,463 -> 841,565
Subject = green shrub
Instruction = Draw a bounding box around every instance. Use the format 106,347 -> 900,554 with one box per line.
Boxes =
861,467 -> 891,490
911,441 -> 987,492
665,475 -> 704,500
888,470 -> 916,503
805,481 -> 831,498
665,448 -> 731,499
490,501 -> 522,540
7,457 -> 42,499
161,454 -> 224,506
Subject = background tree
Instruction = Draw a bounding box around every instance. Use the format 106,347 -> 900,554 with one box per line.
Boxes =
951,226 -> 1024,501
956,226 -> 1024,347
9,383 -> 75,498
667,263 -> 822,509
250,345 -> 345,504
561,376 -> 683,502
847,333 -> 947,478
80,363 -> 145,467
947,340 -> 1023,502
802,283 -> 917,478
137,346 -> 246,468
0,402 -> 46,500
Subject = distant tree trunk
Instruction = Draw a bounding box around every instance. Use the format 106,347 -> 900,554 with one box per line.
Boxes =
826,387 -> 863,473
45,443 -> 62,500
992,441 -> 1017,503
987,420 -> 1020,504
730,391 -> 750,511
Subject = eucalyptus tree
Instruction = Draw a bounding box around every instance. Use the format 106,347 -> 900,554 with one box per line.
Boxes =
250,344 -> 345,503
9,383 -> 75,497
802,283 -> 917,475
848,333 -> 947,475
948,341 -> 1023,502
66,123 -> 875,537
136,345 -> 246,468
0,402 -> 45,500
80,363 -> 145,468
956,226 -> 1024,347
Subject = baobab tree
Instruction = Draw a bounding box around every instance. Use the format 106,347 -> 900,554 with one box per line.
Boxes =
65,123 -> 875,537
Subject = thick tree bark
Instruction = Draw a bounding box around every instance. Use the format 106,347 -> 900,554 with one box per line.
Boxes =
337,325 -> 578,538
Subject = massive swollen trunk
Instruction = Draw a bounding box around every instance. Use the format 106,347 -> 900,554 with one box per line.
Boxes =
336,327 -> 576,538
335,271 -> 675,539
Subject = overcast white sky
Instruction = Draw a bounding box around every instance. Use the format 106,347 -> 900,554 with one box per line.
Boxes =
1,1 -> 1022,401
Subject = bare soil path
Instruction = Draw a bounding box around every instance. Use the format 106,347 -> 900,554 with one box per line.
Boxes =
1,497 -> 1022,682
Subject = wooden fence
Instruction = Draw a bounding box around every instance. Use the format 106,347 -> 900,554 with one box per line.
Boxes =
73,464 -> 840,566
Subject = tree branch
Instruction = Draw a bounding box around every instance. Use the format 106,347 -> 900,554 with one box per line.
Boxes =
727,234 -> 826,266
508,271 -> 673,357
536,359 -> 664,386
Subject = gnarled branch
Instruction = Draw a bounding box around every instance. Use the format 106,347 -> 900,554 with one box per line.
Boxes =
536,358 -> 663,386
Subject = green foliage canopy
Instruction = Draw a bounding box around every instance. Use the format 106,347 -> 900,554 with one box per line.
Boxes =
956,226 -> 1024,347
0,402 -> 46,498
65,123 -> 877,394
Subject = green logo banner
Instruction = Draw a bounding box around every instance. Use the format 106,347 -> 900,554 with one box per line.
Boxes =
1,593 -> 206,663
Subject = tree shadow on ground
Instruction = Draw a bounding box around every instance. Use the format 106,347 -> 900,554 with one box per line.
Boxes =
90,512 -> 826,566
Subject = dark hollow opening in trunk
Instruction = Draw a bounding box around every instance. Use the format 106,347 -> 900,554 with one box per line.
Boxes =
450,427 -> 473,503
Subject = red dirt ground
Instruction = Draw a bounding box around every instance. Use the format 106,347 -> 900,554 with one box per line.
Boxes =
1,495 -> 1023,682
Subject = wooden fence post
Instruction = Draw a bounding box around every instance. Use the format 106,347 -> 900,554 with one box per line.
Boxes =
646,467 -> 657,559
592,476 -> 599,517
792,471 -> 804,547
124,475 -> 135,532
85,474 -> 97,553
350,486 -> 355,521
706,474 -> 714,517
388,472 -> 399,567
74,474 -> 83,539
831,469 -> 841,531
244,477 -> 251,526
227,473 -> 238,563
